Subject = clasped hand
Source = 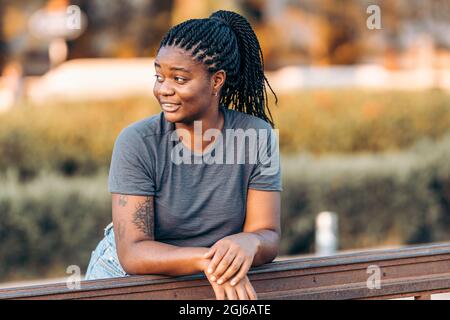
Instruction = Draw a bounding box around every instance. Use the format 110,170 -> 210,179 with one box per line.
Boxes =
203,233 -> 260,299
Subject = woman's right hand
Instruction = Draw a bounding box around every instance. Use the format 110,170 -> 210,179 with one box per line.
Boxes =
205,272 -> 258,300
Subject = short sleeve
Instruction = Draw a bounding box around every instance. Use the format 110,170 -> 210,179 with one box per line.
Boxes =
108,127 -> 156,196
248,125 -> 283,192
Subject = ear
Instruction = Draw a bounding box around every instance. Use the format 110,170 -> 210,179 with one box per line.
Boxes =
211,70 -> 226,95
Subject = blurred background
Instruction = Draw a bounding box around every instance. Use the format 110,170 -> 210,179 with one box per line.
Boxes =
1,0 -> 450,285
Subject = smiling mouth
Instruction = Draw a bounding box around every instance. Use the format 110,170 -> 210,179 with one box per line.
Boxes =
161,103 -> 181,113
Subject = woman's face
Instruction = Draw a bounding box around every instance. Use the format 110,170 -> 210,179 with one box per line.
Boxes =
153,45 -> 222,124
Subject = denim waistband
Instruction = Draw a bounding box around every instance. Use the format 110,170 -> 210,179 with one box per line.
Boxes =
103,222 -> 116,247
104,222 -> 114,237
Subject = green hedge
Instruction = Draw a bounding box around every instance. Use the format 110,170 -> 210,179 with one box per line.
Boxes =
0,169 -> 111,281
280,134 -> 450,254
1,135 -> 450,281
1,90 -> 450,179
0,97 -> 159,180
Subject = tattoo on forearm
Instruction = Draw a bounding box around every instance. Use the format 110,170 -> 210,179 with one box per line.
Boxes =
116,220 -> 126,241
118,195 -> 128,207
132,196 -> 154,239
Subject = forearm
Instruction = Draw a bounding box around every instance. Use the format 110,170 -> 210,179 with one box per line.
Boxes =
119,241 -> 210,276
247,229 -> 280,267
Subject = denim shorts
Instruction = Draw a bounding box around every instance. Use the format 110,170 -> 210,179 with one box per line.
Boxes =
85,222 -> 129,280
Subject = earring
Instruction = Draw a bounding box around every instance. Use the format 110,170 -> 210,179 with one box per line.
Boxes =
214,92 -> 218,96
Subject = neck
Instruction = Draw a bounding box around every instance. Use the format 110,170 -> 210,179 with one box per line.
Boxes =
175,105 -> 224,152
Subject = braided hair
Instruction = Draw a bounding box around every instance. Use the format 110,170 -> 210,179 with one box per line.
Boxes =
157,10 -> 278,128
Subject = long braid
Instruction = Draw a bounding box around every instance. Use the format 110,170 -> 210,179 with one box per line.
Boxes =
158,10 -> 278,127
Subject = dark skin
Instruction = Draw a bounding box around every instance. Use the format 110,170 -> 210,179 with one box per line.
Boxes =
112,45 -> 280,300
153,45 -> 225,153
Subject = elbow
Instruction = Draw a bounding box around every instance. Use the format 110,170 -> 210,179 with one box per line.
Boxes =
117,240 -> 167,275
253,248 -> 278,267
264,229 -> 280,262
116,243 -> 147,275
263,244 -> 279,264
253,233 -> 279,266
121,260 -> 138,275
117,246 -> 137,275
269,246 -> 279,263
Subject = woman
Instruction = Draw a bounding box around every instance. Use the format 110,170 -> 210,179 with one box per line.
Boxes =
85,9 -> 282,301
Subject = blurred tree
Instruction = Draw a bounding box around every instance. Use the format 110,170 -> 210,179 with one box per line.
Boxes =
261,0 -> 364,67
1,0 -> 449,71
0,0 -> 49,75
315,0 -> 363,65
171,0 -> 241,26
0,1 -> 5,71
171,0 -> 210,25
68,0 -> 174,59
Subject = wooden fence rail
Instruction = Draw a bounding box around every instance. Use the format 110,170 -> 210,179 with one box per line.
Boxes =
1,242 -> 450,300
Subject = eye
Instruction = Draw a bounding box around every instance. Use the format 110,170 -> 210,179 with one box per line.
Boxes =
175,76 -> 187,84
154,74 -> 163,82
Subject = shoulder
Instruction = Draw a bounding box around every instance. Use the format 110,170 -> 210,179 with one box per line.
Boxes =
224,107 -> 273,131
117,112 -> 171,142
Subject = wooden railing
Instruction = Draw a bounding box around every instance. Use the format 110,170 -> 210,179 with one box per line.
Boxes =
1,242 -> 450,300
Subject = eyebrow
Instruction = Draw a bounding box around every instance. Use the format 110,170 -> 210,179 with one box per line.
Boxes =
154,62 -> 192,74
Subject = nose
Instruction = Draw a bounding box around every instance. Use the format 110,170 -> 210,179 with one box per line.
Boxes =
157,80 -> 175,96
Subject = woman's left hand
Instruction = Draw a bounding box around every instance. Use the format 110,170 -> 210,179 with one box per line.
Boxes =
203,233 -> 260,286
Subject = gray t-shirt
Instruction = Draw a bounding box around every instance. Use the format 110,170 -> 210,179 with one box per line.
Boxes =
108,105 -> 282,247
